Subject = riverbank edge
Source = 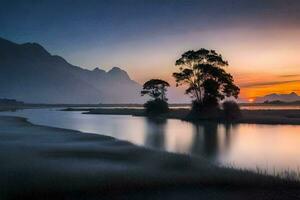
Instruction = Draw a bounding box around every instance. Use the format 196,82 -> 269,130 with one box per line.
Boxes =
1,115 -> 300,200
60,108 -> 300,125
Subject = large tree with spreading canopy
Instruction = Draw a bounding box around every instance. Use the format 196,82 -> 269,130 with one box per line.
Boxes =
173,49 -> 239,107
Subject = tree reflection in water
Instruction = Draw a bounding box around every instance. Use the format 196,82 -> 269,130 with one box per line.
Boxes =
143,117 -> 239,161
190,123 -> 218,159
144,118 -> 167,150
189,122 -> 237,160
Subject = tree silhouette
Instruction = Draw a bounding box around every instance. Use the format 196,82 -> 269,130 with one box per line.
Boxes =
141,79 -> 170,101
141,79 -> 170,114
173,49 -> 239,109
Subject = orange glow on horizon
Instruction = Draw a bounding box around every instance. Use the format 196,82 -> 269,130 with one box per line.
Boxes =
126,28 -> 300,102
239,81 -> 300,100
248,98 -> 255,103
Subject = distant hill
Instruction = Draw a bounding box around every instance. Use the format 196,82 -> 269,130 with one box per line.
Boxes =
0,37 -> 142,104
263,100 -> 300,105
255,92 -> 300,103
0,98 -> 24,106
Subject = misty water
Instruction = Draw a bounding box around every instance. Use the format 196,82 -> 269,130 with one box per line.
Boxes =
2,108 -> 300,176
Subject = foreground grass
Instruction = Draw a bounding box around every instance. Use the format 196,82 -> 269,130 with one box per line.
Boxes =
0,116 -> 300,199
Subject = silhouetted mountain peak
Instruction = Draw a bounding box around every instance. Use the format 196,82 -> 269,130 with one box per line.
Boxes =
21,42 -> 50,56
0,37 -> 142,104
0,38 -> 47,54
93,67 -> 105,73
22,42 -> 43,49
51,55 -> 68,63
107,67 -> 130,80
108,66 -> 122,73
255,92 -> 300,102
265,93 -> 278,97
0,37 -> 17,46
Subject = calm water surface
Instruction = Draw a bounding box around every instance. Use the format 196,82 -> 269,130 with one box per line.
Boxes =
74,105 -> 300,110
178,105 -> 300,110
2,108 -> 300,175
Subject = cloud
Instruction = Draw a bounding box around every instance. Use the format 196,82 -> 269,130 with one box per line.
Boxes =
240,80 -> 300,88
278,74 -> 300,78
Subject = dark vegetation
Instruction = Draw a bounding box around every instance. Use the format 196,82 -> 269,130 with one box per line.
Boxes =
139,49 -> 240,121
143,99 -> 169,115
141,79 -> 170,115
173,49 -> 240,119
222,101 -> 241,120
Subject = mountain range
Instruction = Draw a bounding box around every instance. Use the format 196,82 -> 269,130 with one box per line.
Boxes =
254,92 -> 300,103
0,37 -> 143,104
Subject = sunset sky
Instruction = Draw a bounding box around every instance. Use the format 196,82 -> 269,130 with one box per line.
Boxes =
1,0 -> 300,102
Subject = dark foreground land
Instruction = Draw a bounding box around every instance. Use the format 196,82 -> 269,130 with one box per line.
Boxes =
62,108 -> 300,125
0,116 -> 300,200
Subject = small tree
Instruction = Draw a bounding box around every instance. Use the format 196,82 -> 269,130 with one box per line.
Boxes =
173,49 -> 239,111
141,79 -> 170,114
141,79 -> 170,101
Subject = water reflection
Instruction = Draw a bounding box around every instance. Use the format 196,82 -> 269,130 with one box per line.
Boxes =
2,109 -> 300,175
191,123 -> 218,159
144,118 -> 166,150
143,118 -> 237,161
223,124 -> 233,153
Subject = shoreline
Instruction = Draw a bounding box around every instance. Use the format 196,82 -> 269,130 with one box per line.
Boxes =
61,108 -> 300,125
1,116 -> 300,199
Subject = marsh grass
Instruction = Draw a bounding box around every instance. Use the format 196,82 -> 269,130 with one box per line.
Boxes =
1,116 -> 300,200
223,163 -> 300,182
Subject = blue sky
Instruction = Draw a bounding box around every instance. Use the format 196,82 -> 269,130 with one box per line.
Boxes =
1,0 -> 300,100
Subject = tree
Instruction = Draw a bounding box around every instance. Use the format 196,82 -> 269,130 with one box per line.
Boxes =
173,49 -> 239,109
141,79 -> 170,114
141,79 -> 170,101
